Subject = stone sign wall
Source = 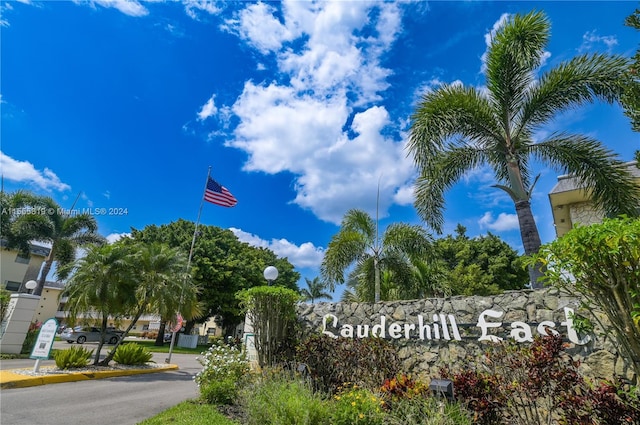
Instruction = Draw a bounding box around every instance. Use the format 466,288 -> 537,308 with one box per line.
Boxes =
296,288 -> 635,383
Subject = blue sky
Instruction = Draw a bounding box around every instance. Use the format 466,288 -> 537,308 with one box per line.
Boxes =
1,1 -> 638,298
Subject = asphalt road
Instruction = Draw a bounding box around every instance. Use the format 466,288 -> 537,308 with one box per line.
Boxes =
0,341 -> 203,425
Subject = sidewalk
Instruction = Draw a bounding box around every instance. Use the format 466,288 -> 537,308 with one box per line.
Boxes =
0,363 -> 178,389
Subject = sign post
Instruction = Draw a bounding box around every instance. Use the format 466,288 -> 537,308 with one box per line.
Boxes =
30,318 -> 59,373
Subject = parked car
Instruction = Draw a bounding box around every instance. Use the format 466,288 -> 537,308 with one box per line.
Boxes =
60,326 -> 124,344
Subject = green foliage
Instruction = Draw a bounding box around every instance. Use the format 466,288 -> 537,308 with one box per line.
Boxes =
53,346 -> 93,369
331,384 -> 385,425
435,231 -> 529,296
0,288 -> 10,322
296,335 -> 401,394
408,9 -> 638,290
242,373 -> 331,425
622,8 -> 640,132
528,217 -> 640,378
20,322 -> 41,354
300,277 -> 333,303
441,335 -> 640,425
195,339 -> 250,405
382,397 -> 472,425
112,343 -> 154,365
238,286 -> 301,367
130,219 -> 300,332
321,209 -> 435,302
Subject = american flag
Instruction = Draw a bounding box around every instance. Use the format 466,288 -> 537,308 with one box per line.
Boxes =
204,177 -> 238,207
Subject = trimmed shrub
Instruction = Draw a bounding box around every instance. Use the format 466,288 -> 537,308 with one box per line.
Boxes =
237,286 -> 301,368
53,346 -> 93,369
113,343 -> 154,365
296,335 -> 400,394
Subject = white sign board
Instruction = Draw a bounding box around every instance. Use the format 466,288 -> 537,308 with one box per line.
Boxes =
30,318 -> 59,360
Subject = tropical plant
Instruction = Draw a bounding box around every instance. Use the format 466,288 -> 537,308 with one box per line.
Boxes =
528,216 -> 640,379
1,192 -> 105,295
53,345 -> 93,369
408,10 -> 639,288
63,242 -> 134,365
321,209 -> 434,302
103,240 -> 200,359
113,342 -> 153,365
300,277 -> 333,303
130,219 -> 300,335
296,335 -> 401,394
622,8 -> 640,132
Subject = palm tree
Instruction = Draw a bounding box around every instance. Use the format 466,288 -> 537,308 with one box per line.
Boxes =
6,193 -> 105,295
300,277 -> 333,304
321,208 -> 434,302
63,243 -> 134,365
408,10 -> 639,287
102,241 -> 200,360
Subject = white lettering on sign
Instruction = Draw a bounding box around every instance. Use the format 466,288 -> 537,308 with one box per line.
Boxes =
320,307 -> 588,345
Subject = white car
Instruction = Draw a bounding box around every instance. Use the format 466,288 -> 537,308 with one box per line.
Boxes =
60,326 -> 123,344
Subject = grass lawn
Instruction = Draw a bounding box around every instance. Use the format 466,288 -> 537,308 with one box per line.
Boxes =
137,400 -> 238,425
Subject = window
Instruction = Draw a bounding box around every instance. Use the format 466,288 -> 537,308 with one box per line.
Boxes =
142,324 -> 149,331
15,255 -> 29,264
5,281 -> 21,291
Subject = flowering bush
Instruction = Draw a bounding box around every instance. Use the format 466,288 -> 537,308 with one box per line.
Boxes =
331,383 -> 385,425
194,339 -> 250,405
21,321 -> 42,354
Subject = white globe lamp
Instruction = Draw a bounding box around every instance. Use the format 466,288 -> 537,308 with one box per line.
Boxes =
263,266 -> 279,285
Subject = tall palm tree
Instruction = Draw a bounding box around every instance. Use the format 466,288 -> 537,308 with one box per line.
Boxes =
408,10 -> 639,287
300,277 -> 333,304
321,208 -> 434,302
6,193 -> 105,295
63,243 -> 134,365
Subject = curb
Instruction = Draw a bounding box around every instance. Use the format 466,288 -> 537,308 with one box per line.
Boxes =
0,364 -> 179,389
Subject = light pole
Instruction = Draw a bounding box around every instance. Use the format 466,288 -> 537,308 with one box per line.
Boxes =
263,266 -> 278,285
24,280 -> 37,294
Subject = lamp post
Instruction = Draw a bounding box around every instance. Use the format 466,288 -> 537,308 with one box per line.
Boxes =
24,280 -> 37,294
263,266 -> 278,285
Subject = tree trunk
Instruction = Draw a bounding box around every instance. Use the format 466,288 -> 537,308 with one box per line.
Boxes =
514,200 -> 545,288
33,255 -> 54,296
154,321 -> 167,346
374,257 -> 381,302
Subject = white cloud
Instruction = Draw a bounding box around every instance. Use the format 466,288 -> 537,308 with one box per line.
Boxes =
183,0 -> 221,20
478,211 -> 519,232
230,227 -> 324,269
106,232 -> 129,243
0,151 -> 71,192
87,0 -> 149,17
579,30 -> 618,52
215,2 -> 413,224
197,95 -> 217,121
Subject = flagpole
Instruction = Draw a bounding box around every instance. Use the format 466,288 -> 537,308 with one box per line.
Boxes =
166,166 -> 212,364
